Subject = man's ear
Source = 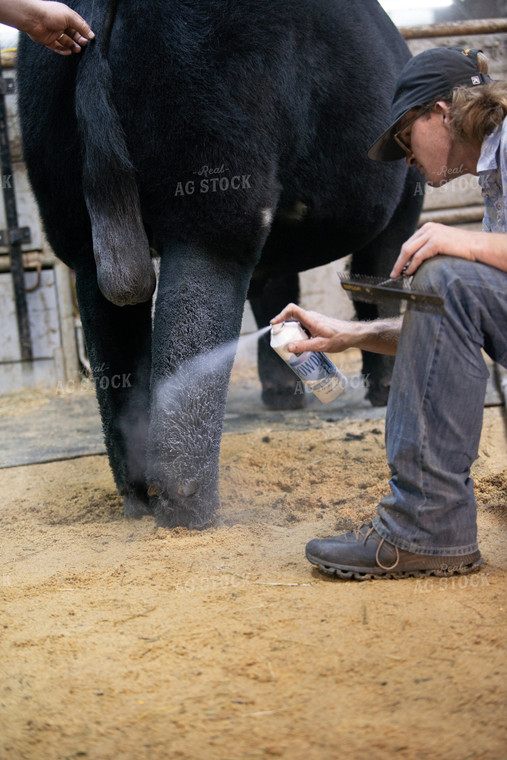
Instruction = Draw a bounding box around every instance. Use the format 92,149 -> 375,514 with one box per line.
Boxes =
434,100 -> 451,123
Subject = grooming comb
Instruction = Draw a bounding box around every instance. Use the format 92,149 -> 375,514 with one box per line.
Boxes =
339,273 -> 446,315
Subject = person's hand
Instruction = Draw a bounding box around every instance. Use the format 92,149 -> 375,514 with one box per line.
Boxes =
270,303 -> 363,354
27,0 -> 94,54
390,222 -> 477,277
4,0 -> 95,55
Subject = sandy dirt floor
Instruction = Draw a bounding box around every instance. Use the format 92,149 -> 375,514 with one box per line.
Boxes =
1,350 -> 506,760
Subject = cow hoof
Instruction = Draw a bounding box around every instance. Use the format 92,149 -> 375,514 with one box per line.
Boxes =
151,492 -> 216,529
154,507 -> 215,530
124,491 -> 153,518
365,382 -> 390,407
261,388 -> 307,410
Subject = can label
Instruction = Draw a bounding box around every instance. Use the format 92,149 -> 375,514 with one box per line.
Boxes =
287,351 -> 336,382
270,321 -> 347,403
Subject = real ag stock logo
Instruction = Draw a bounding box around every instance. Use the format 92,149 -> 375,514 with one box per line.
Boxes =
174,164 -> 251,197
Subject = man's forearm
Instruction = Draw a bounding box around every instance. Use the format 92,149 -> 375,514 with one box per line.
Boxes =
347,316 -> 402,355
270,303 -> 403,356
472,231 -> 507,273
0,0 -> 39,33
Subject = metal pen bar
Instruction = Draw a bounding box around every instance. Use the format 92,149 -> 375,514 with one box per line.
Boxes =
0,56 -> 32,361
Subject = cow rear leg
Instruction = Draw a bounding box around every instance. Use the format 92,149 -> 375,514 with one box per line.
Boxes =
351,167 -> 423,406
349,246 -> 398,407
249,273 -> 306,409
148,242 -> 257,528
74,262 -> 153,517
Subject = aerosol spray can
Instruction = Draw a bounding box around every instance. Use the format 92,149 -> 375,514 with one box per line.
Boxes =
270,321 -> 347,403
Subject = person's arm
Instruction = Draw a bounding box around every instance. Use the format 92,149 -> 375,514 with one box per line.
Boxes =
391,222 -> 507,277
270,303 -> 402,356
0,0 -> 94,55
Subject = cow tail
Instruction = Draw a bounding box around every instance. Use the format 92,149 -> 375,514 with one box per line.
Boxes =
74,2 -> 156,306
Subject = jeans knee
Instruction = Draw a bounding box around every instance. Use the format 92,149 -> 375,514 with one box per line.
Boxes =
412,256 -> 469,294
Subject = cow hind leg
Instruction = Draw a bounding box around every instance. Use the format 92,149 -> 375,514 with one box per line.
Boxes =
351,167 -> 424,406
148,241 -> 257,528
74,261 -> 153,517
248,273 -> 306,409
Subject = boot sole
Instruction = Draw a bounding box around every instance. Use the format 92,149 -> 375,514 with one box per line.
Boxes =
306,553 -> 484,581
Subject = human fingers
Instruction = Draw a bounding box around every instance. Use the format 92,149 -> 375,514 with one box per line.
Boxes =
53,30 -> 82,54
285,334 -> 338,353
285,337 -> 320,353
55,22 -> 95,53
390,229 -> 422,277
64,11 -> 95,43
390,225 -> 437,277
270,304 -> 326,352
44,6 -> 95,54
50,4 -> 94,43
270,302 -> 308,325
66,24 -> 95,47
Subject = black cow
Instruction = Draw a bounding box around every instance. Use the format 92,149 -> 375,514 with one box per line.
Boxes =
17,0 -> 423,528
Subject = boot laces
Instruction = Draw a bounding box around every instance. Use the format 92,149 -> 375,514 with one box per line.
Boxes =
354,522 -> 400,571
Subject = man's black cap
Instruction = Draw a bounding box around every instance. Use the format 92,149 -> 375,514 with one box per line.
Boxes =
368,47 -> 491,162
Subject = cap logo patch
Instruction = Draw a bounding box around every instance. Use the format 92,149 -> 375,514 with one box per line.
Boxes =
471,75 -> 481,85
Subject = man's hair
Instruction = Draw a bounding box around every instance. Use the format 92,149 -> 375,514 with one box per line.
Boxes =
448,53 -> 507,144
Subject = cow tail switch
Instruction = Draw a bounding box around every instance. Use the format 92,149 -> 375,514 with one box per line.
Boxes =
74,0 -> 156,307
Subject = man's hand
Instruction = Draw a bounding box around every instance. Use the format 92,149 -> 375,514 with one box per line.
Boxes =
390,223 -> 477,277
0,0 -> 95,55
391,222 -> 507,278
270,303 -> 401,356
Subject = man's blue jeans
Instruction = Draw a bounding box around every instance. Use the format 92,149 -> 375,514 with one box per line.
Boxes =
373,256 -> 507,556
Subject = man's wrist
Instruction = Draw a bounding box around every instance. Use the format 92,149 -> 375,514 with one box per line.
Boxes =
350,320 -> 377,349
1,0 -> 40,35
353,317 -> 402,355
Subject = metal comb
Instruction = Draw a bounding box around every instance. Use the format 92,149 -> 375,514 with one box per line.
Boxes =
339,272 -> 446,315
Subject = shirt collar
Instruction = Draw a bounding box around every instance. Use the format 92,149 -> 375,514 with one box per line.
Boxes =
477,118 -> 506,173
